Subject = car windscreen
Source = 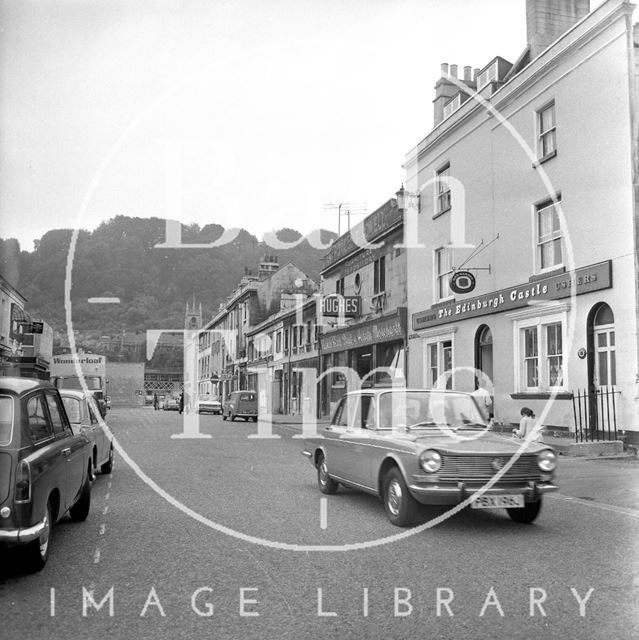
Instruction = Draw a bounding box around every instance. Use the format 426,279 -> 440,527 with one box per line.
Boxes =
61,396 -> 82,423
0,396 -> 14,446
377,390 -> 487,430
58,376 -> 102,391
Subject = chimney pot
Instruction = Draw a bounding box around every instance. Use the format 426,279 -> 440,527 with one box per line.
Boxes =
463,65 -> 472,81
450,64 -> 458,78
441,63 -> 449,76
474,68 -> 480,80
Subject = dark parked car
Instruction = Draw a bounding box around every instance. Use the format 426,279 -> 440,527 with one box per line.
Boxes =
222,391 -> 257,422
0,378 -> 93,570
302,388 -> 558,526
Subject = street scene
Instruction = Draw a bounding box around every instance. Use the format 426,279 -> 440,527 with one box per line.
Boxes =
1,0 -> 639,638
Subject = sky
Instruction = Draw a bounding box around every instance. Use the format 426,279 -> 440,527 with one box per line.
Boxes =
0,0 -> 595,251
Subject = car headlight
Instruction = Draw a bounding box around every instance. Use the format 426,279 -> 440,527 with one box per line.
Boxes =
419,449 -> 442,473
537,449 -> 557,472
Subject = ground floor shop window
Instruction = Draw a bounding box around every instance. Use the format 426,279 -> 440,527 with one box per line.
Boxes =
424,336 -> 453,389
513,310 -> 566,392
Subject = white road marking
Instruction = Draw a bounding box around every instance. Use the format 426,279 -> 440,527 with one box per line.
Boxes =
549,493 -> 639,518
99,524 -> 106,535
104,492 -> 110,500
87,297 -> 120,303
103,505 -> 109,515
93,548 -> 100,564
320,497 -> 328,530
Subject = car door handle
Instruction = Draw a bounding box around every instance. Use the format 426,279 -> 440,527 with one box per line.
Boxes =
61,448 -> 71,456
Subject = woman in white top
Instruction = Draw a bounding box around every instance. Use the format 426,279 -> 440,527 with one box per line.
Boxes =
513,407 -> 542,442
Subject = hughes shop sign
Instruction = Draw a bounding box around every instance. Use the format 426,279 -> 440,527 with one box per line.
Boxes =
412,261 -> 612,330
321,295 -> 361,318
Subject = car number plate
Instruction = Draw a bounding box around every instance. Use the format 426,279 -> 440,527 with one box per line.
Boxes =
471,494 -> 524,509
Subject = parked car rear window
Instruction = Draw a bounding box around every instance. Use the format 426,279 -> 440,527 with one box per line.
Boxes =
45,393 -> 67,435
0,396 -> 13,446
27,394 -> 53,442
240,394 -> 254,401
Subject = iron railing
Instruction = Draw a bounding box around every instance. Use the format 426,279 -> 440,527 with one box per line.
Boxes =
571,387 -> 619,442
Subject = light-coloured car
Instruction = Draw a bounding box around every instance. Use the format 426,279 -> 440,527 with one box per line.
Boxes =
60,389 -> 114,477
163,395 -> 180,411
198,394 -> 222,415
302,388 -> 558,526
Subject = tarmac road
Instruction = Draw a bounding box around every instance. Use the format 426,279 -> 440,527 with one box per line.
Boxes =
1,406 -> 638,640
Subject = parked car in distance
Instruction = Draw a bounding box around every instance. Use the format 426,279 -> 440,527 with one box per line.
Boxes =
163,394 -> 180,411
0,378 -> 92,571
222,390 -> 257,422
59,389 -> 114,477
144,393 -> 154,406
302,388 -> 558,527
198,394 -> 222,415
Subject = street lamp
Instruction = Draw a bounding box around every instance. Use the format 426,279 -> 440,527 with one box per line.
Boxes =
395,184 -> 419,212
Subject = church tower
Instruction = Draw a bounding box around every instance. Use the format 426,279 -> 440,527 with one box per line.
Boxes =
184,297 -> 202,330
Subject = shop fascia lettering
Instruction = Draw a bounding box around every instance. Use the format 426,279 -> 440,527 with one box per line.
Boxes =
439,283 -> 548,319
413,261 -> 611,330
52,355 -> 105,365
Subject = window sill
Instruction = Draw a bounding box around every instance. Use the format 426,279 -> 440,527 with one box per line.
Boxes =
528,266 -> 565,282
432,206 -> 451,220
532,263 -> 565,279
532,150 -> 557,168
510,391 -> 572,400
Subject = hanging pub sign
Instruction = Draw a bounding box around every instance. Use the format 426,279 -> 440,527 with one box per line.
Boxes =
321,294 -> 361,318
450,270 -> 476,294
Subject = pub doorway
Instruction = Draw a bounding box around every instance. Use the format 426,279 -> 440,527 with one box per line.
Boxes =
474,325 -> 494,387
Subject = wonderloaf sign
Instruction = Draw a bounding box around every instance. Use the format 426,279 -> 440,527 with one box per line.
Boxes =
412,261 -> 612,330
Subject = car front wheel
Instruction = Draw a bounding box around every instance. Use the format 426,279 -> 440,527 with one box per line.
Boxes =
507,498 -> 542,524
383,467 -> 419,527
317,454 -> 339,494
24,500 -> 52,571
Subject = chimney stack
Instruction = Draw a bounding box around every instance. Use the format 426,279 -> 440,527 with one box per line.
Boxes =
433,62 -> 460,126
526,0 -> 590,60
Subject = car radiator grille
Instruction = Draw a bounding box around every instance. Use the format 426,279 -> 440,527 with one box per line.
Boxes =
439,455 -> 539,482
